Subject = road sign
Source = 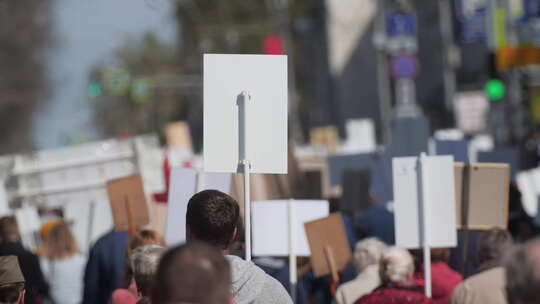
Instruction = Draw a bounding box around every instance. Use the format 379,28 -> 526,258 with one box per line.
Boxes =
390,54 -> 418,79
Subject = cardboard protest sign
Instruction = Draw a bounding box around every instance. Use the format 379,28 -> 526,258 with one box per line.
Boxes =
310,126 -> 339,153
340,169 -> 371,215
304,213 -> 351,277
106,174 -> 149,230
165,168 -> 231,246
165,121 -> 192,150
252,200 -> 329,257
454,163 -> 510,229
203,54 -> 288,174
393,156 -> 457,249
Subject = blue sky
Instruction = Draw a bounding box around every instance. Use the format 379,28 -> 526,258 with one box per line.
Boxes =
33,0 -> 177,149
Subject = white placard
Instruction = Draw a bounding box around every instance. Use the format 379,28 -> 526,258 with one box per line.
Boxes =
341,119 -> 376,154
203,54 -> 288,174
393,156 -> 457,248
165,167 -> 231,246
517,169 -> 540,218
454,91 -> 489,134
252,200 -> 329,256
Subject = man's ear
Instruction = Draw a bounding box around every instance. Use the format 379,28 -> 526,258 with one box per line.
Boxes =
228,295 -> 236,304
231,227 -> 238,243
18,289 -> 25,304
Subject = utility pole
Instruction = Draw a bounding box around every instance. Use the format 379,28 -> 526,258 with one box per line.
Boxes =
374,0 -> 393,145
439,0 -> 458,112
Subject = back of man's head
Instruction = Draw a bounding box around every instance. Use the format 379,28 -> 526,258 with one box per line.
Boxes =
478,228 -> 513,265
151,241 -> 231,304
0,256 -> 25,304
131,244 -> 166,297
0,217 -> 20,244
505,238 -> 540,304
186,190 -> 239,249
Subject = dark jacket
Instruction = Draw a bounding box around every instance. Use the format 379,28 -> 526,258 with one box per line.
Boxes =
82,230 -> 129,304
0,241 -> 49,304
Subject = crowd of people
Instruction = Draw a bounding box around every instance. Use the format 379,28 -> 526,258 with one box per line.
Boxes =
0,189 -> 539,303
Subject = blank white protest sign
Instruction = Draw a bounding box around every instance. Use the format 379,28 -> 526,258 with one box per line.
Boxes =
165,167 -> 232,246
393,156 -> 457,248
203,54 -> 288,174
252,200 -> 329,256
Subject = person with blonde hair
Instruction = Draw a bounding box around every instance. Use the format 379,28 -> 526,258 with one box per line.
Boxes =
355,247 -> 431,304
39,219 -> 85,304
335,237 -> 387,304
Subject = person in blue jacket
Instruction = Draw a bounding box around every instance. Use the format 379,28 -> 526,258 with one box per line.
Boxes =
82,230 -> 129,304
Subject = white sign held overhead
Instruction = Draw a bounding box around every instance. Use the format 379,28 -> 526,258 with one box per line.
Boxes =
454,91 -> 489,135
252,200 -> 329,256
341,119 -> 376,154
393,155 -> 457,249
165,167 -> 231,246
516,168 -> 540,218
203,54 -> 288,174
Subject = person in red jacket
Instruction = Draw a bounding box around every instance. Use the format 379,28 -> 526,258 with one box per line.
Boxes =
413,248 -> 463,304
355,247 -> 431,304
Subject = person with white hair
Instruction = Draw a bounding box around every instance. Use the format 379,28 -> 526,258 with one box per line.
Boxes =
130,244 -> 166,304
355,247 -> 431,304
334,238 -> 387,304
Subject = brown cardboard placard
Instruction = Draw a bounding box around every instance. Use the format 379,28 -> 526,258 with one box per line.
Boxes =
304,212 -> 351,277
107,174 -> 150,231
454,162 -> 510,230
310,126 -> 339,153
165,121 -> 192,150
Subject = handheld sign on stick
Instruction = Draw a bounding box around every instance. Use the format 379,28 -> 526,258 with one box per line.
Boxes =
252,199 -> 329,303
106,174 -> 149,231
165,168 -> 231,246
393,154 -> 457,298
203,54 -> 288,261
454,162 -> 509,274
304,213 -> 351,278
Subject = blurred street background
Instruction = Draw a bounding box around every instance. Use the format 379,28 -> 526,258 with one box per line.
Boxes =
2,0 -> 540,251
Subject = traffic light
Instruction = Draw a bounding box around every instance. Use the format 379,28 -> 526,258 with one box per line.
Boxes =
87,81 -> 102,98
485,79 -> 505,101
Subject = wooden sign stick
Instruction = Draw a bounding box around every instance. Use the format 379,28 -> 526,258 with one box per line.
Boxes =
324,245 -> 339,296
124,195 -> 134,234
461,164 -> 471,276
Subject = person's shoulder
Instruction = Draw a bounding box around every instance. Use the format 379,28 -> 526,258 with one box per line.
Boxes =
465,266 -> 505,287
90,230 -> 128,249
261,274 -> 293,304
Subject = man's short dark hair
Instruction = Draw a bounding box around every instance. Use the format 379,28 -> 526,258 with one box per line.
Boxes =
0,217 -> 20,243
0,282 -> 24,304
477,228 -> 513,265
151,241 -> 230,304
186,190 -> 240,249
505,238 -> 540,304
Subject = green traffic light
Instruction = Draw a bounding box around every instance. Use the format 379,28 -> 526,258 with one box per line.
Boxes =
87,82 -> 102,98
485,79 -> 505,101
